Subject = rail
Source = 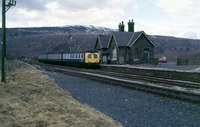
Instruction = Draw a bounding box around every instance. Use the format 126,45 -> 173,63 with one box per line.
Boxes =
38,63 -> 200,104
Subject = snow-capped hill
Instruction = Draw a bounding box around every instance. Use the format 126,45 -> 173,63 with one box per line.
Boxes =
63,25 -> 115,34
1,25 -> 115,38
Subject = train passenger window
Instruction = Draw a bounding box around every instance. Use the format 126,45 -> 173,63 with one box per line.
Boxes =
70,54 -> 73,59
94,54 -> 98,58
81,54 -> 84,59
74,54 -> 76,59
77,54 -> 80,59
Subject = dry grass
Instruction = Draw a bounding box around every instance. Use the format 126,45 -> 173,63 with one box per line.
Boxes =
0,61 -> 122,127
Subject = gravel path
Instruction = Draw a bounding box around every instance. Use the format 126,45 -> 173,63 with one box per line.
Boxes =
45,71 -> 200,127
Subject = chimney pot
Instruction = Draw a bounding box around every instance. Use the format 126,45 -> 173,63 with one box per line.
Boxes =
128,19 -> 135,32
118,21 -> 125,32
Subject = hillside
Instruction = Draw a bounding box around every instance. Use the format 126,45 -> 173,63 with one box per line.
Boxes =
2,25 -> 114,59
6,34 -> 97,59
149,35 -> 200,60
1,25 -> 200,60
149,35 -> 200,54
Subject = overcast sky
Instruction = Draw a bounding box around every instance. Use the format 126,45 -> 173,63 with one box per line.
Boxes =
1,0 -> 200,39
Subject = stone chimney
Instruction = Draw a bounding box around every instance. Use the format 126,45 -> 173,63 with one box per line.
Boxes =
128,19 -> 135,32
118,21 -> 125,32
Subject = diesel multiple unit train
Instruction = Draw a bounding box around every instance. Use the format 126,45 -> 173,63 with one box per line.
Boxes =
38,50 -> 100,68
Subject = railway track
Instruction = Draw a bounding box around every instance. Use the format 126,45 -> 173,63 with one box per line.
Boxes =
38,63 -> 200,104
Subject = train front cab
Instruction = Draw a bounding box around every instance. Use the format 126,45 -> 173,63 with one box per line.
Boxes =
85,51 -> 100,68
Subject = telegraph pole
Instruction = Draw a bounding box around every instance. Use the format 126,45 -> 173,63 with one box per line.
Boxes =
1,0 -> 16,83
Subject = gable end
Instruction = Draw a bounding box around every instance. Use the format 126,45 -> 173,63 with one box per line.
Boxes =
129,32 -> 156,47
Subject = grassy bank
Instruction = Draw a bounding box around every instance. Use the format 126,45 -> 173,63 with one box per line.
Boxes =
0,61 -> 122,127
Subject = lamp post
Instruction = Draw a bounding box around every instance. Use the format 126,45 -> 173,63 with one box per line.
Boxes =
1,0 -> 16,83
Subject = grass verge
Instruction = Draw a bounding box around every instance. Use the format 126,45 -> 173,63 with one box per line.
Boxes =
0,61 -> 122,127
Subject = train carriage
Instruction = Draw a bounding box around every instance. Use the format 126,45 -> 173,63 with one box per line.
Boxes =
62,50 -> 99,67
62,51 -> 85,66
38,53 -> 48,63
39,50 -> 100,68
47,51 -> 64,64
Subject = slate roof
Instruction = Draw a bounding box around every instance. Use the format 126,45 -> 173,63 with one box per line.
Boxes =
97,35 -> 111,49
111,31 -> 155,47
102,49 -> 110,55
112,32 -> 135,47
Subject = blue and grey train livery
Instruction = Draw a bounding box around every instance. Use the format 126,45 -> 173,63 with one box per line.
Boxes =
39,50 -> 100,67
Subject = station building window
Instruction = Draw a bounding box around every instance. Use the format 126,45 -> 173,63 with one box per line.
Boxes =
123,49 -> 127,59
135,48 -> 139,59
112,47 -> 117,60
144,48 -> 149,60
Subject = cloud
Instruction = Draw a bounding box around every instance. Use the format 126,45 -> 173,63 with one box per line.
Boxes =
136,19 -> 200,39
6,0 -> 138,28
14,0 -> 46,11
57,0 -> 109,11
155,0 -> 200,20
4,0 -> 200,39
146,0 -> 200,39
180,31 -> 198,39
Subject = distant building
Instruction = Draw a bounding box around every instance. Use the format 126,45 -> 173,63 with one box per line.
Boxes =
69,39 -> 94,52
95,19 -> 156,64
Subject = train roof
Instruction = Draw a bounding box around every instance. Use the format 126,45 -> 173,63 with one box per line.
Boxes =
63,50 -> 98,53
47,50 -> 66,54
85,50 -> 98,53
40,50 -> 98,55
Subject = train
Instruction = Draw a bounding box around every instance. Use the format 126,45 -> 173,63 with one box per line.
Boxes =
38,50 -> 100,68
